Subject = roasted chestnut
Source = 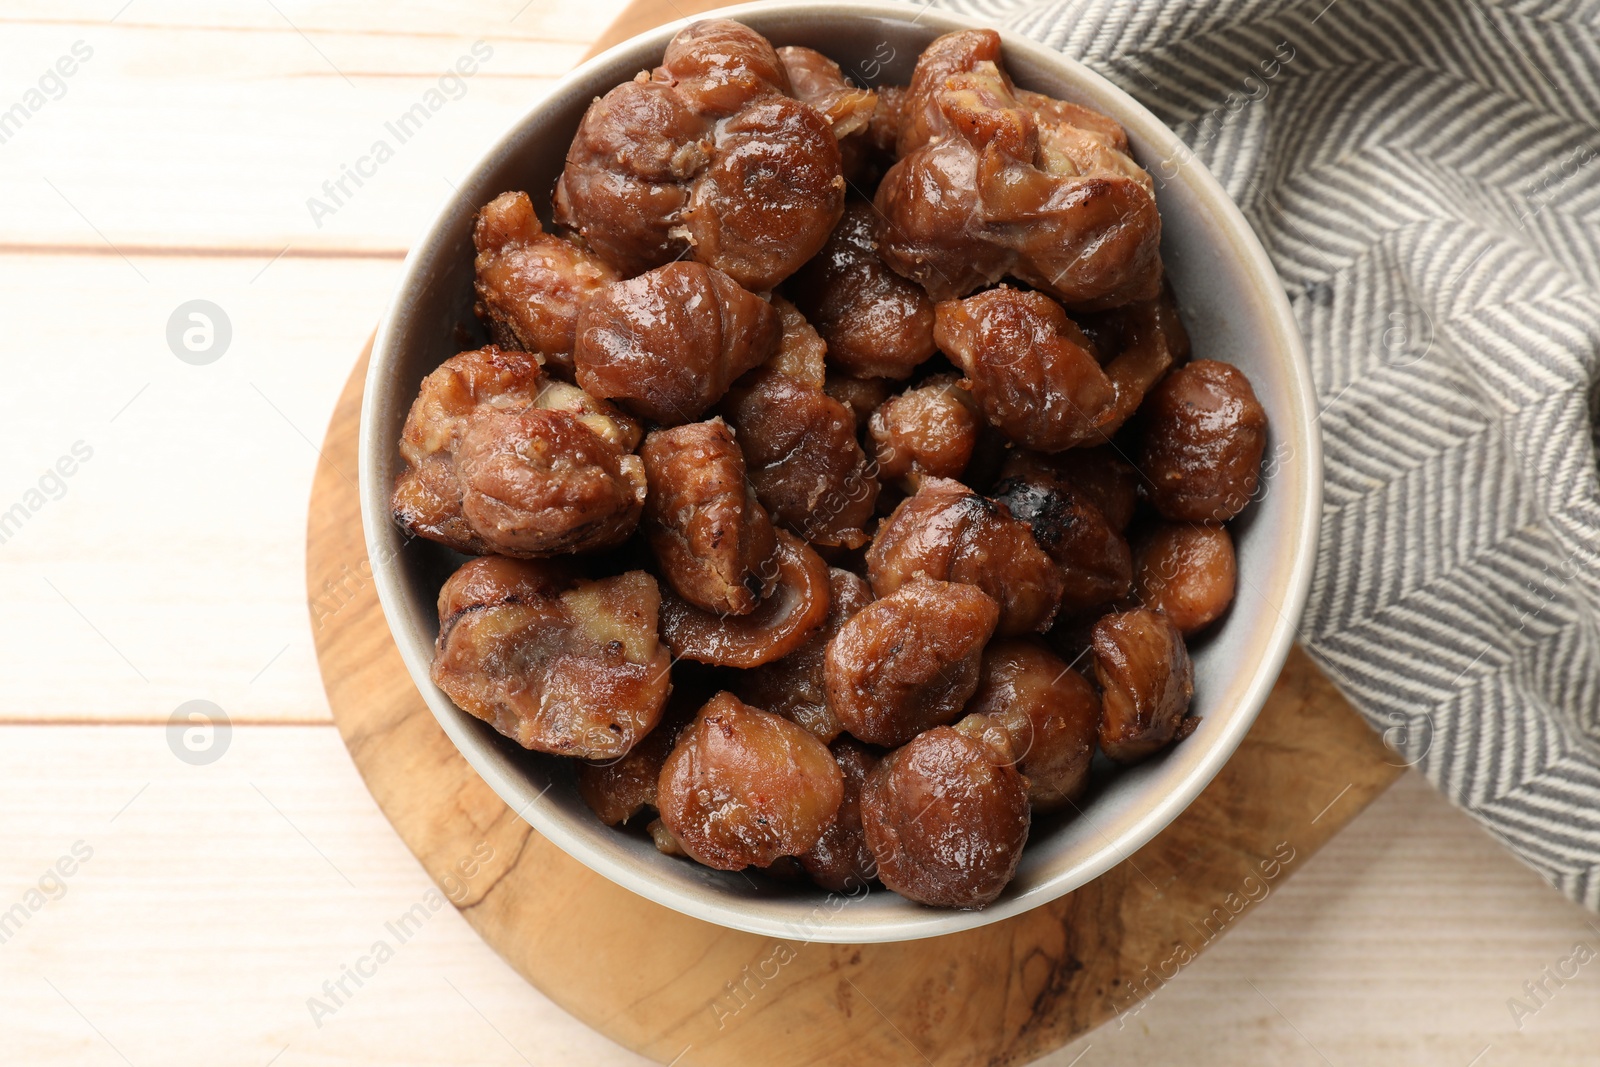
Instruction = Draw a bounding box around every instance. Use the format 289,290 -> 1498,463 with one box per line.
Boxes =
867,477 -> 1063,636
657,692 -> 845,870
1137,360 -> 1267,523
1091,608 -> 1194,763
432,558 -> 671,760
659,530 -> 831,668
860,726 -> 1029,909
640,418 -> 777,616
955,639 -> 1100,811
824,576 -> 999,748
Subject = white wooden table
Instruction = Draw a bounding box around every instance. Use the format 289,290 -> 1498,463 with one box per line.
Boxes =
3,2 -> 1597,1063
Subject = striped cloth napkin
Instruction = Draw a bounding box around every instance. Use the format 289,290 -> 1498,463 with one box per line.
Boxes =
930,0 -> 1600,909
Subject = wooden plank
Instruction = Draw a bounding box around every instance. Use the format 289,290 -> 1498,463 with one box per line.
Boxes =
0,2 -> 1588,1065
4,1 -> 626,41
0,727 -> 1594,1065
0,724 -> 652,1067
0,254 -> 402,724
0,4 -> 630,253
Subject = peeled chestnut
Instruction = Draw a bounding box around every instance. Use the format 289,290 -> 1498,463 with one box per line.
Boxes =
1091,608 -> 1194,763
722,353 -> 879,550
993,460 -> 1132,618
869,373 -> 981,491
998,448 -> 1139,532
935,287 -> 1114,452
787,200 -> 937,380
432,558 -> 670,760
867,477 -> 1063,636
472,190 -> 619,374
954,639 -> 1101,811
553,20 -> 843,290
824,576 -> 998,748
860,726 -> 1029,909
574,262 -> 779,426
875,29 -> 1161,309
659,530 -> 831,668
1132,522 -> 1236,635
1137,360 -> 1267,522
455,408 -> 646,558
391,346 -> 543,555
641,418 -> 777,616
657,692 -> 845,871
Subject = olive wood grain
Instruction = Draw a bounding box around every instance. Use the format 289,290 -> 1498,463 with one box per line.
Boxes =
304,4 -> 1402,1064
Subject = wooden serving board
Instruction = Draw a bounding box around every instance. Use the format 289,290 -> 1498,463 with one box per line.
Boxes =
304,4 -> 1401,1064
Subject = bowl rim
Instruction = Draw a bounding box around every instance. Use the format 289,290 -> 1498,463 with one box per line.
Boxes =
359,0 -> 1324,943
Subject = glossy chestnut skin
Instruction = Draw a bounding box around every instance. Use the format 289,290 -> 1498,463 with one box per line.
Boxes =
551,75 -> 705,276
455,408 -> 646,557
575,696 -> 697,827
684,96 -> 847,292
824,577 -> 999,748
860,726 -> 1030,909
824,375 -> 894,433
954,639 -> 1101,811
431,558 -> 670,760
787,201 -> 937,381
472,190 -> 619,375
1132,522 -> 1236,635
641,418 -> 777,616
659,530 -> 831,668
574,262 -> 779,426
993,459 -> 1132,617
1137,359 -> 1268,522
554,20 -> 843,290
777,45 -> 878,182
1079,283 -> 1191,439
737,567 -> 873,743
657,692 -> 845,871
799,737 -> 880,892
874,134 -> 1012,301
869,373 -> 981,491
1091,608 -> 1194,763
867,477 -> 1064,636
722,353 -> 879,550
391,346 -> 542,554
934,287 -> 1116,453
874,30 -> 1161,309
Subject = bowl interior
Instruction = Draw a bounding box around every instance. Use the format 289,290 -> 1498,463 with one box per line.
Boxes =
360,0 -> 1321,943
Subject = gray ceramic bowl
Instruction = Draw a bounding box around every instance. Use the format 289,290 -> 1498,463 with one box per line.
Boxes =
360,0 -> 1321,943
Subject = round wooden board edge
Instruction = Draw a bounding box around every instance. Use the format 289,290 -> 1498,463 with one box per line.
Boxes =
306,334 -> 1401,1067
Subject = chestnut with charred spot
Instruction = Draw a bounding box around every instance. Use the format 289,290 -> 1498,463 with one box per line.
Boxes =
867,477 -> 1063,636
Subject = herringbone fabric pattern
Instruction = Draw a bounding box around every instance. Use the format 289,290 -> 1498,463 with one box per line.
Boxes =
929,0 -> 1600,908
